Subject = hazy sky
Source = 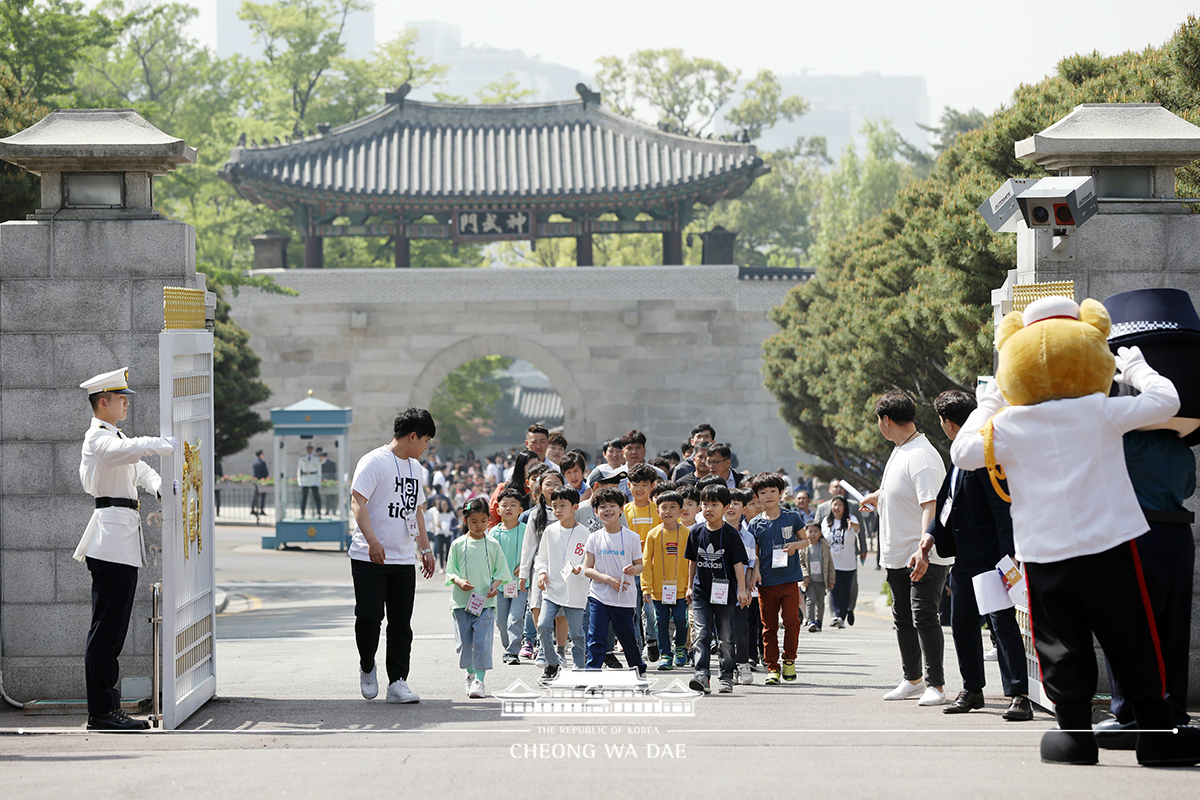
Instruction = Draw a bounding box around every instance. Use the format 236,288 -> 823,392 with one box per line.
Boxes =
170,0 -> 1193,120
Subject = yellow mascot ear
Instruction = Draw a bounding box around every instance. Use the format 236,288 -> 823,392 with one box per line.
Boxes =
996,310 -> 1025,350
1078,298 -> 1111,337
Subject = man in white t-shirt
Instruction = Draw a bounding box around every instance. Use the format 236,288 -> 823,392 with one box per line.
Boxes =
348,408 -> 438,705
860,390 -> 952,707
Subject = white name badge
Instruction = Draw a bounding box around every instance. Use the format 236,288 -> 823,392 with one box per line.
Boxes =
751,586 -> 759,598
561,562 -> 576,582
710,578 -> 730,605
503,581 -> 519,598
939,495 -> 954,526
465,591 -> 486,616
772,547 -> 788,569
661,583 -> 677,605
809,561 -> 822,576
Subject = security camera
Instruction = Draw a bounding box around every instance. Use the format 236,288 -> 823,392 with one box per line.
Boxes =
1015,176 -> 1098,231
978,178 -> 1039,233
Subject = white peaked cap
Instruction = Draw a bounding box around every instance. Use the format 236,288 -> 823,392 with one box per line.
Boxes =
1022,296 -> 1080,327
79,367 -> 135,395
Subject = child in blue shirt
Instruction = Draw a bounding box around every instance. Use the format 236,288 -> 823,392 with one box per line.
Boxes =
489,488 -> 527,665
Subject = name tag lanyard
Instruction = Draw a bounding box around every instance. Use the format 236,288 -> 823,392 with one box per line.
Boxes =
465,536 -> 493,615
560,524 -> 584,581
662,526 -> 681,604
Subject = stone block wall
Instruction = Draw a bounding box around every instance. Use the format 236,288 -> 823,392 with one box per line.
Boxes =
0,218 -> 195,702
225,265 -> 813,481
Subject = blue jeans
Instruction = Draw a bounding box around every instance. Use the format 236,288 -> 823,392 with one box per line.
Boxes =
654,598 -> 688,655
691,595 -> 735,681
522,604 -> 536,648
452,607 -> 496,673
586,598 -> 644,671
495,589 -> 527,656
636,576 -> 657,647
538,599 -> 586,668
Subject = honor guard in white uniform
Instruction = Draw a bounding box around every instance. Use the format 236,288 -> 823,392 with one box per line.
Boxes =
298,443 -> 322,518
75,368 -> 178,731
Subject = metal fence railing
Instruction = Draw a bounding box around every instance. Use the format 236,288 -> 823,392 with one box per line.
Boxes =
212,485 -> 347,525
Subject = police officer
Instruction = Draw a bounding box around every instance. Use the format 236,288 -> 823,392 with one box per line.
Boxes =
74,368 -> 177,731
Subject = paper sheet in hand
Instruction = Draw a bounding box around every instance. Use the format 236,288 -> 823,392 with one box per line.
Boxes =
996,555 -> 1026,606
972,569 -> 1015,615
834,479 -> 866,505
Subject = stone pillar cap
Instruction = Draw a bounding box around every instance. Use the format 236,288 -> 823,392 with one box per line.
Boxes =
0,108 -> 196,175
1016,103 -> 1200,170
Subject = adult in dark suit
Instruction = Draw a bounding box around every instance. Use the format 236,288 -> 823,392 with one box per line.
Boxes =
252,450 -> 269,516
707,442 -> 746,488
670,423 -> 716,481
915,389 -> 1032,721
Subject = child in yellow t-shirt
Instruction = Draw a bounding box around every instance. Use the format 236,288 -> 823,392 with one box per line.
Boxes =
643,490 -> 690,670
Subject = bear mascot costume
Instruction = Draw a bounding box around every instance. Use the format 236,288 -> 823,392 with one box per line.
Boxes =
950,294 -> 1200,766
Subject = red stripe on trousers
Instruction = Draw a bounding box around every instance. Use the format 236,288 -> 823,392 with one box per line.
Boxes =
1128,539 -> 1167,698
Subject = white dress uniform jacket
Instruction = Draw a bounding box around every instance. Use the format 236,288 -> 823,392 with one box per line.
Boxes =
297,454 -> 321,487
74,419 -> 174,568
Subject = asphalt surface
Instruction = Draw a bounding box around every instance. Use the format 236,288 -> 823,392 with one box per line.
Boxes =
2,523 -> 1196,797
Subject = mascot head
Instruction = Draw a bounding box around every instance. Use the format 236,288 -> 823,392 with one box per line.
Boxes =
995,295 -> 1115,406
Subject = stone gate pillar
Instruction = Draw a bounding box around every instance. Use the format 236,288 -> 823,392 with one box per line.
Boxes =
0,109 -> 197,704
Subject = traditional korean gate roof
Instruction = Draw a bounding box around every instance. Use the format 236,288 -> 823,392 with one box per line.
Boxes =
219,90 -> 766,222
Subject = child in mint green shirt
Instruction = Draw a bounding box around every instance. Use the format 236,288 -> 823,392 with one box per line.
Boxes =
446,497 -> 510,699
489,488 -> 528,664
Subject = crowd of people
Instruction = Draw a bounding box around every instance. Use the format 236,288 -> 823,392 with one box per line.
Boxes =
348,413 -> 1033,710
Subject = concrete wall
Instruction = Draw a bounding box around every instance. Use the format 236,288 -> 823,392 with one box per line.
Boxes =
0,218 -> 195,701
1020,204 -> 1200,704
225,265 -> 812,478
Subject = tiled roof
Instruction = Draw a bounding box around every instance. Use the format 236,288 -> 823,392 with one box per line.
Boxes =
220,97 -> 766,218
511,386 -> 564,422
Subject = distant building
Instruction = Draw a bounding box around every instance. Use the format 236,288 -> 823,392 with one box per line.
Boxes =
720,73 -> 930,160
217,0 -> 376,62
405,20 -> 589,103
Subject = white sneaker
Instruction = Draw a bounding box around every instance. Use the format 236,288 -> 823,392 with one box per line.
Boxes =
737,665 -> 753,685
360,664 -> 378,699
883,679 -> 926,701
465,674 -> 474,697
386,678 -> 420,704
917,686 -> 949,706
983,648 -> 999,662
468,678 -> 486,699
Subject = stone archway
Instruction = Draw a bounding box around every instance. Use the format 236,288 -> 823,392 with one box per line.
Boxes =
409,335 -> 589,441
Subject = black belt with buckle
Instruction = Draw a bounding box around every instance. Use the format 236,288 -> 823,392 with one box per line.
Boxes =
96,497 -> 139,510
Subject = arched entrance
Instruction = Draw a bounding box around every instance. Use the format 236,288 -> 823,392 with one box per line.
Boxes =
409,335 -> 590,444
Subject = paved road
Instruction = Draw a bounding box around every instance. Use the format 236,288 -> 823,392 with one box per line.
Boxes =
3,524 -> 1196,796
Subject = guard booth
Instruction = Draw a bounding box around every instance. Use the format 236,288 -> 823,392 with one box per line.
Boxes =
264,393 -> 353,549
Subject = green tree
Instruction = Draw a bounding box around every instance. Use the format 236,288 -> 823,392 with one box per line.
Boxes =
0,0 -> 126,101
212,288 -> 273,461
476,72 -> 536,105
239,0 -> 367,136
430,356 -> 514,449
762,19 -> 1200,482
596,49 -> 739,136
0,64 -> 47,221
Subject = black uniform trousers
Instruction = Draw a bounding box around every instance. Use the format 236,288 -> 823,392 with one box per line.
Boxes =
1106,520 -> 1194,725
1026,540 -> 1171,731
85,557 -> 139,716
948,565 -> 1027,696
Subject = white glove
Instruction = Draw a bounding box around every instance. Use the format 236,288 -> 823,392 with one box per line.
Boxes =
1113,346 -> 1151,387
976,379 -> 1007,414
173,479 -> 180,495
165,436 -> 180,452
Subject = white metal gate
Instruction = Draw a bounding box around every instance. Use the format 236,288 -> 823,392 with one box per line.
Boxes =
158,292 -> 217,730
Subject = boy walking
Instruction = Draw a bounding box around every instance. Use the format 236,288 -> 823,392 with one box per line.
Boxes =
624,463 -> 662,661
643,490 -> 691,671
582,487 -> 646,675
750,473 -> 809,684
534,487 -> 591,682
686,484 -> 750,694
802,523 -> 836,633
489,488 -> 527,665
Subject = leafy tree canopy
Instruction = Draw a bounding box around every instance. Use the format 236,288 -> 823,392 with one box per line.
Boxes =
430,356 -> 514,449
762,16 -> 1200,483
